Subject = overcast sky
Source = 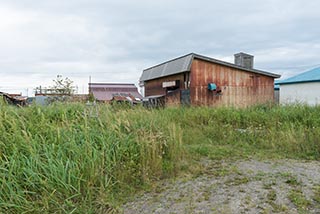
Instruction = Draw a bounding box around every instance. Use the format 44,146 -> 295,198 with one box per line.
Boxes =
1,0 -> 320,95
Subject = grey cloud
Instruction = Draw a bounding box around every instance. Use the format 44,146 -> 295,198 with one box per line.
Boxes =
1,0 -> 320,95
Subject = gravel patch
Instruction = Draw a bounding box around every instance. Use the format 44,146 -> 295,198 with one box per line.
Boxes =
122,159 -> 320,214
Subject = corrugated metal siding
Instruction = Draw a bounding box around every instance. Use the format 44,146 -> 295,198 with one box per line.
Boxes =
280,82 -> 320,105
181,89 -> 191,106
144,73 -> 186,97
92,90 -> 142,101
274,90 -> 279,104
193,54 -> 280,78
89,83 -> 142,101
190,59 -> 274,107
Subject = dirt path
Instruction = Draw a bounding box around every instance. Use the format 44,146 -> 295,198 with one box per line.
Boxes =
122,159 -> 320,214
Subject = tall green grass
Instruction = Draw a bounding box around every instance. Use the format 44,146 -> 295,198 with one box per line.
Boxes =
178,104 -> 320,160
0,103 -> 183,213
0,101 -> 319,213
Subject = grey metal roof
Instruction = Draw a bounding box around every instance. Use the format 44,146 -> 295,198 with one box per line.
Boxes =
140,54 -> 193,82
140,53 -> 281,82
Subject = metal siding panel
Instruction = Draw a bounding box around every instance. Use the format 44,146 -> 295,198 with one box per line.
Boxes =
193,53 -> 281,78
90,84 -> 142,101
181,89 -> 191,106
144,73 -> 185,97
190,59 -> 275,107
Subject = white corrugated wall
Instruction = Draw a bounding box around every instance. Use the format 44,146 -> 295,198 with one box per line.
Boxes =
279,82 -> 320,105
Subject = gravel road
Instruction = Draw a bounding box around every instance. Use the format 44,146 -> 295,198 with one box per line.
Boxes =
122,159 -> 320,214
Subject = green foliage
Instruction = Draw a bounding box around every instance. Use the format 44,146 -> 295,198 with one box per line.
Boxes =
288,189 -> 311,211
51,75 -> 75,95
0,96 -> 6,106
88,92 -> 95,102
176,105 -> 320,160
313,185 -> 320,203
0,103 -> 320,212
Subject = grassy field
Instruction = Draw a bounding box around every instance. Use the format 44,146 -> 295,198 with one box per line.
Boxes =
0,101 -> 319,213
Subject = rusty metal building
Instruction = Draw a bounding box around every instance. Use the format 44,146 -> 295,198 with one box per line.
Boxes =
89,83 -> 143,103
0,92 -> 28,106
140,53 -> 281,107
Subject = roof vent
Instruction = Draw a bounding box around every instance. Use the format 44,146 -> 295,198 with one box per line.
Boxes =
234,52 -> 254,69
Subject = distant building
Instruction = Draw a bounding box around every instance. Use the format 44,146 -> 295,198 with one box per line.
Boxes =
88,83 -> 143,103
278,67 -> 320,105
140,53 -> 280,107
0,92 -> 27,106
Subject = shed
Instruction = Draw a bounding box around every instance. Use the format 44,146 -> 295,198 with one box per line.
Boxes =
0,92 -> 27,106
89,83 -> 143,102
140,53 -> 281,107
278,67 -> 320,105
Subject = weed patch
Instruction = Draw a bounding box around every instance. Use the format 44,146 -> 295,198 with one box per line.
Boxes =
313,185 -> 320,204
288,189 -> 311,211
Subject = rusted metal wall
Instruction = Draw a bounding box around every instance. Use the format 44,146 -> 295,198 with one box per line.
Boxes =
190,59 -> 275,107
144,73 -> 186,97
0,92 -> 27,106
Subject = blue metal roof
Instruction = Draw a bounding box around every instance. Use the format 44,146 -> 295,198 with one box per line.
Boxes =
278,67 -> 320,85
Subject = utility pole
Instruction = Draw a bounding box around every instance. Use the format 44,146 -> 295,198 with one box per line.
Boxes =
88,76 -> 92,94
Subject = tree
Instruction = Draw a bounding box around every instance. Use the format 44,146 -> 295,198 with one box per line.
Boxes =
50,75 -> 75,95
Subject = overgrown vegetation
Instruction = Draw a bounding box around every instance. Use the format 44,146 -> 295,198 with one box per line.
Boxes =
180,104 -> 320,160
0,103 -> 183,213
0,102 -> 320,213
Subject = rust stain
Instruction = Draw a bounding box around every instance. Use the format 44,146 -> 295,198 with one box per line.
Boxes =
190,59 -> 274,107
144,57 -> 275,108
0,92 -> 27,106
